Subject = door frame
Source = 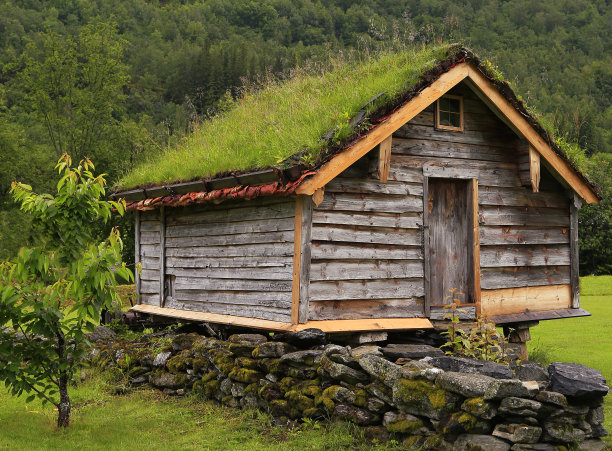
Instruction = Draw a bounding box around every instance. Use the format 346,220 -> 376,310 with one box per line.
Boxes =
422,172 -> 481,316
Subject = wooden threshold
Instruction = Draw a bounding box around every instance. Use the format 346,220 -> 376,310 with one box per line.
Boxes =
131,304 -> 433,332
132,304 -> 294,331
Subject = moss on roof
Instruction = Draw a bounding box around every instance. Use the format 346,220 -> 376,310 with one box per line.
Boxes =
117,44 -> 458,190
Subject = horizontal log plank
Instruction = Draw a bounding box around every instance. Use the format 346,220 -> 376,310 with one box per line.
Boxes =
165,217 -> 295,238
384,166 -> 424,183
326,178 -> 423,196
165,230 -> 294,248
140,221 -> 160,232
137,293 -> 160,305
429,306 -> 476,320
310,260 -> 424,281
140,244 -> 162,258
392,137 -> 514,163
166,266 -> 292,280
140,269 -> 160,280
481,266 -> 571,290
479,226 -> 569,245
311,243 -> 423,260
140,280 -> 160,294
309,278 -> 425,301
166,256 -> 291,269
174,277 -> 292,292
165,298 -> 291,322
479,187 -> 568,208
394,123 -> 516,148
481,284 -> 571,316
166,243 -> 293,258
394,154 -> 517,171
166,201 -> 295,226
311,226 -> 421,246
480,245 -> 571,267
318,192 -> 422,213
312,211 -> 422,229
140,231 -> 160,245
309,298 -> 425,320
479,206 -> 570,227
173,290 -> 291,308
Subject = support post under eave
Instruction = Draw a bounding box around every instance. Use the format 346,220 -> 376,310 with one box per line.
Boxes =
377,135 -> 392,183
292,196 -> 313,324
529,146 -> 541,193
570,193 -> 582,308
159,206 -> 166,308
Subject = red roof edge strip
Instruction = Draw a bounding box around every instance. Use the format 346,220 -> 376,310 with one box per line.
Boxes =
125,170 -> 316,211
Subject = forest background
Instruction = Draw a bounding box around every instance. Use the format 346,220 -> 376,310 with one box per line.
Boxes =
0,0 -> 610,275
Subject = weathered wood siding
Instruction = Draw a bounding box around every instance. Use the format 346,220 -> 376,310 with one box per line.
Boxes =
309,82 -> 571,320
309,154 -> 426,320
138,209 -> 161,305
137,198 -> 295,322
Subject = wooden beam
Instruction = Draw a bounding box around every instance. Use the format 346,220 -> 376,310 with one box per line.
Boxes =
159,206 -> 166,307
131,304 -> 433,332
312,188 -> 325,207
422,176 -> 431,316
570,193 -> 582,308
465,67 -> 598,204
134,210 -> 141,303
294,318 -> 434,333
296,64 -> 470,195
131,304 -> 295,331
291,197 -> 303,324
481,284 -> 571,317
377,135 -> 392,183
298,196 -> 313,323
472,178 -> 482,315
529,146 -> 541,193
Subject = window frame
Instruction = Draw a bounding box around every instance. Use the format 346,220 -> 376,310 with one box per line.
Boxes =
435,94 -> 464,131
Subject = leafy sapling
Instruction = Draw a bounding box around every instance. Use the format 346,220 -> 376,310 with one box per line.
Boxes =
0,154 -> 132,427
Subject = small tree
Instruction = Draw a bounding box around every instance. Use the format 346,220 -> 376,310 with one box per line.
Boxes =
0,154 -> 132,428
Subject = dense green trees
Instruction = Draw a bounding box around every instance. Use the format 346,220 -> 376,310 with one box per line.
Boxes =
0,0 -> 609,273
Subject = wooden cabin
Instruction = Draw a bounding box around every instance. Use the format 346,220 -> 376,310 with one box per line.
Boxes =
114,48 -> 599,338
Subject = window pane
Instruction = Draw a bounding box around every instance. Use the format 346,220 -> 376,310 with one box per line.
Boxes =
449,112 -> 461,127
448,98 -> 460,113
439,97 -> 450,111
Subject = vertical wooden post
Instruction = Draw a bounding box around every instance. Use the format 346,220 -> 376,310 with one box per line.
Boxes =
472,178 -> 482,315
291,197 -> 303,324
134,210 -> 141,303
529,146 -> 541,193
422,176 -> 431,316
570,193 -> 582,308
299,197 -> 313,324
377,135 -> 392,183
159,206 -> 166,308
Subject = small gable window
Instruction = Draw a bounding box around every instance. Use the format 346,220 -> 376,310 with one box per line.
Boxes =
436,95 -> 463,131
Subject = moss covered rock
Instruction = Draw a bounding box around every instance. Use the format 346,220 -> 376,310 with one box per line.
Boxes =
461,397 -> 498,420
150,371 -> 187,389
320,355 -> 369,385
284,390 -> 315,411
228,367 -> 263,384
392,378 -> 460,420
166,353 -> 192,373
235,356 -> 259,370
252,342 -> 296,358
228,342 -> 257,358
259,382 -> 283,401
385,412 -> 425,434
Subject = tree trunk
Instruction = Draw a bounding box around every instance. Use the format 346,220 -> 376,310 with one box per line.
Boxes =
57,374 -> 71,428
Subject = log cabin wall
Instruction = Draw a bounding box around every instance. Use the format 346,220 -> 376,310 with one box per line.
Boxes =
136,198 -> 296,322
310,82 -> 572,321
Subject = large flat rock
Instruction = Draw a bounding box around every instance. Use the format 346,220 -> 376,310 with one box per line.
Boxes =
381,343 -> 444,360
548,362 -> 609,400
426,356 -> 513,379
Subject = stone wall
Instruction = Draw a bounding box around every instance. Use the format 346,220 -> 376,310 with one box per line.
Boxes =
88,327 -> 608,450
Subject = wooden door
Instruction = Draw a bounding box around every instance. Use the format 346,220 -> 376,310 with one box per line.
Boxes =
426,178 -> 474,306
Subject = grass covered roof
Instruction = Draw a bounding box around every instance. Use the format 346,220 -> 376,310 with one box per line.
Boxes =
117,44 -> 457,191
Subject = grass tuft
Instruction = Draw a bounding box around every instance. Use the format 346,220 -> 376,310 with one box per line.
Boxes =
117,44 -> 455,190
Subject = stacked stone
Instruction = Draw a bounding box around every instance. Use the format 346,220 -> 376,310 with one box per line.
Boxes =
88,327 -> 608,450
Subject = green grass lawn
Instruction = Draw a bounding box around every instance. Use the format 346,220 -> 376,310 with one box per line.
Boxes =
528,275 -> 612,440
0,372 -> 396,451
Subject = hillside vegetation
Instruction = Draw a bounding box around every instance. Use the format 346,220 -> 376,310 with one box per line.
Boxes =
0,0 -> 610,273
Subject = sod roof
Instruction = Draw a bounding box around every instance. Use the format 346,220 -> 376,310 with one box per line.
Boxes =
115,44 -> 598,202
